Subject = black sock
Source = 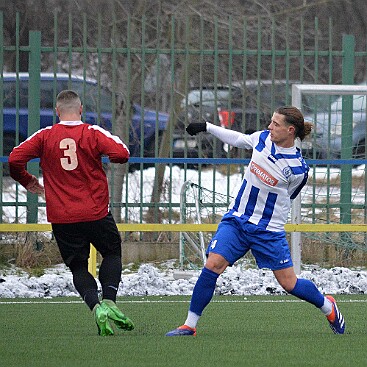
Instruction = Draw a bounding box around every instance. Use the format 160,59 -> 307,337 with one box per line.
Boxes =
70,261 -> 99,310
99,254 -> 122,302
83,289 -> 100,311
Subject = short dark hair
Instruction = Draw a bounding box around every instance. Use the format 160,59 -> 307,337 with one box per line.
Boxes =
275,106 -> 312,141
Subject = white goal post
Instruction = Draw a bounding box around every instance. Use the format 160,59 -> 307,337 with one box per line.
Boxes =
291,84 -> 367,274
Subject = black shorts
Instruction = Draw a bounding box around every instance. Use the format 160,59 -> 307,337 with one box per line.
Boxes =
51,212 -> 122,267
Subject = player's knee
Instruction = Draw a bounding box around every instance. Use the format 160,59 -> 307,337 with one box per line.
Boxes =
273,268 -> 297,292
101,247 -> 121,259
68,259 -> 88,273
205,254 -> 229,274
280,281 -> 294,293
277,276 -> 297,292
99,241 -> 121,258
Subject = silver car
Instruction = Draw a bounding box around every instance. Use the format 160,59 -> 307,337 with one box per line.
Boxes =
303,94 -> 367,161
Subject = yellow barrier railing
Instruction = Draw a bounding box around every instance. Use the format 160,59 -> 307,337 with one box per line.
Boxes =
0,223 -> 367,232
2,223 -> 367,276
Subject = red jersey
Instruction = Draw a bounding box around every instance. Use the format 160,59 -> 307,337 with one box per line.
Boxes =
9,121 -> 129,223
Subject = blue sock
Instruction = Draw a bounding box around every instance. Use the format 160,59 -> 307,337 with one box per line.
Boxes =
289,278 -> 324,308
189,267 -> 219,316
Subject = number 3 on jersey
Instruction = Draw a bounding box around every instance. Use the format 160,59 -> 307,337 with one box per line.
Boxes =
60,138 -> 78,170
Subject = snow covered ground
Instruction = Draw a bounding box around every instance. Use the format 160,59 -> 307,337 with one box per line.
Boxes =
1,261 -> 367,298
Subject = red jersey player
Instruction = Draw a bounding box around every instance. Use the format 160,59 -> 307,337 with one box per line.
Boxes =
9,89 -> 134,336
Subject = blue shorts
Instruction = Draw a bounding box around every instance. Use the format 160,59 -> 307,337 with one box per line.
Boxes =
207,216 -> 293,271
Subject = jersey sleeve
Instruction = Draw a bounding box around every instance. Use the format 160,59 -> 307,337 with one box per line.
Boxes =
288,171 -> 308,200
88,125 -> 130,163
8,129 -> 45,188
206,122 -> 256,149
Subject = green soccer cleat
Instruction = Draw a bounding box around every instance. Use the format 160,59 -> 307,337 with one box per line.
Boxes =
94,304 -> 114,336
101,300 -> 135,331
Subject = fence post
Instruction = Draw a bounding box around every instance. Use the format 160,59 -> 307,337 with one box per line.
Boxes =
0,11 -> 4,226
291,86 -> 303,275
27,31 -> 41,223
340,35 -> 354,226
339,34 -> 355,255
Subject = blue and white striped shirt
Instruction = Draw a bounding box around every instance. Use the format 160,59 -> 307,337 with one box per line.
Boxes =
207,124 -> 309,232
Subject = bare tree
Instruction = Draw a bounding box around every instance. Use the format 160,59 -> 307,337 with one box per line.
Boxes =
2,0 -> 367,230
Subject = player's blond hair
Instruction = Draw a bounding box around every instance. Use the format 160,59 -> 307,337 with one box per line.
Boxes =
56,90 -> 82,114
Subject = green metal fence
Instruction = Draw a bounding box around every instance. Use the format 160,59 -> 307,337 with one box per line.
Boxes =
0,11 -> 366,240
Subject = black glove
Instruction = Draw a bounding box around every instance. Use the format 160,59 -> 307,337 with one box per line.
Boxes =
186,122 -> 207,136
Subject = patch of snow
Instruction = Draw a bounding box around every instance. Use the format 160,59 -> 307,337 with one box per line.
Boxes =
1,262 -> 366,298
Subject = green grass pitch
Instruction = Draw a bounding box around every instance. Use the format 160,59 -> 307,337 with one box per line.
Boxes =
1,295 -> 367,367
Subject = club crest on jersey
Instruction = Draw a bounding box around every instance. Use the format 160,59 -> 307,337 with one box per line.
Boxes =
282,166 -> 292,179
250,162 -> 278,187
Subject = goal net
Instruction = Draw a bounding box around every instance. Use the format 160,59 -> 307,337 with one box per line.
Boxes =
179,180 -> 232,269
291,84 -> 367,271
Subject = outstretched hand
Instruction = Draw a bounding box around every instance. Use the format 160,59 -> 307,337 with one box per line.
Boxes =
186,122 -> 207,136
26,175 -> 45,196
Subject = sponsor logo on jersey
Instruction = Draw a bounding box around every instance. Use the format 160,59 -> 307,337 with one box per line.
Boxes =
250,162 -> 278,187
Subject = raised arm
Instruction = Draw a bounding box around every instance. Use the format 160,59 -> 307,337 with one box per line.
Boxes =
186,122 -> 254,149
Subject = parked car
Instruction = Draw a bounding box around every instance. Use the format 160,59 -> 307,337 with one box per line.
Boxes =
127,103 -> 168,157
174,80 -> 297,158
2,73 -> 112,150
180,80 -> 296,127
1,72 -> 170,171
303,93 -> 367,160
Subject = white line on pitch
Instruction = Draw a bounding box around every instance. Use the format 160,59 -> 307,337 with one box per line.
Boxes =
0,298 -> 366,305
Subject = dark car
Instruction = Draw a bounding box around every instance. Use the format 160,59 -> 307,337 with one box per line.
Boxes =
1,73 -> 170,171
179,80 -> 295,128
175,80 -> 296,158
127,103 -> 169,157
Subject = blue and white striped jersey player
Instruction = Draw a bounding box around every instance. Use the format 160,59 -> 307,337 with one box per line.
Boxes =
166,106 -> 345,336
